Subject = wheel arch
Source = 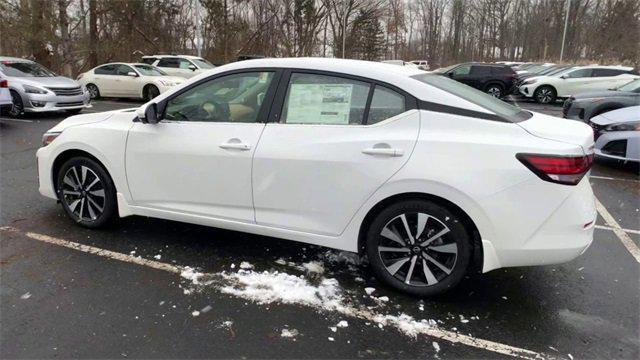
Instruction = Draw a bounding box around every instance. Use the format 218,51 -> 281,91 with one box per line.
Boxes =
484,81 -> 505,91
51,149 -> 116,198
589,103 -> 624,120
356,192 -> 484,273
142,83 -> 159,98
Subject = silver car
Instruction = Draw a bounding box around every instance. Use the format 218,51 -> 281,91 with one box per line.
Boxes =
0,56 -> 91,116
589,105 -> 640,162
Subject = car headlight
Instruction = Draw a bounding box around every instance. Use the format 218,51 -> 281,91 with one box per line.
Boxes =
604,121 -> 640,132
42,132 -> 61,146
23,84 -> 49,94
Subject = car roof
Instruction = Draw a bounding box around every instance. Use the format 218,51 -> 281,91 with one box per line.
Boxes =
0,56 -> 33,63
142,55 -> 204,60
571,65 -> 634,70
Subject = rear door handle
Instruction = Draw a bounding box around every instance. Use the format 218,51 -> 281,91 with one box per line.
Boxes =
362,148 -> 404,157
220,142 -> 251,151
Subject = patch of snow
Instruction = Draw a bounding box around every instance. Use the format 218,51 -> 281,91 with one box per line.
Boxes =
200,305 -> 212,313
327,337 -> 335,341
181,267 -> 204,285
336,320 -> 348,328
20,292 -> 31,300
239,261 -> 254,270
501,296 -> 508,300
433,341 -> 440,353
191,310 -> 200,317
364,287 -> 376,295
354,277 -> 365,283
275,258 -> 287,265
230,263 -> 235,269
154,254 -> 161,260
377,296 -> 389,302
300,261 -> 325,274
329,326 -> 337,332
281,328 -> 299,338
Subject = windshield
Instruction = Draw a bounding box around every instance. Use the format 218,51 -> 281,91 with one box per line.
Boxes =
411,74 -> 531,123
0,61 -> 56,77
546,66 -> 573,76
432,64 -> 459,74
134,64 -> 167,76
192,58 -> 214,69
617,79 -> 640,92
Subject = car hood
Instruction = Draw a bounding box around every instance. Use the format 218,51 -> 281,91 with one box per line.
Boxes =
47,108 -> 137,133
591,105 -> 640,126
572,90 -> 636,100
518,111 -> 593,151
8,76 -> 81,88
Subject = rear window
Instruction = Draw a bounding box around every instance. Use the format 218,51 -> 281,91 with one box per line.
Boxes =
592,68 -> 627,77
411,74 -> 531,123
141,57 -> 157,65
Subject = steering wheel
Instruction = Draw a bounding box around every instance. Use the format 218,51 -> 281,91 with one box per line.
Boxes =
202,99 -> 230,122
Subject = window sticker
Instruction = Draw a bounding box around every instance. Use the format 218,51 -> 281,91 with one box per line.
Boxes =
286,84 -> 353,124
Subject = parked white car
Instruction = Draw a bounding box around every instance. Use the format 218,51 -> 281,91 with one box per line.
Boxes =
0,74 -> 12,115
37,58 -> 596,296
519,65 -> 639,104
410,60 -> 430,70
141,55 -> 215,79
77,63 -> 184,101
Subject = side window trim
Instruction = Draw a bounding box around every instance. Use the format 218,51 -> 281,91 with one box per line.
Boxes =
156,68 -> 283,124
267,68 -> 417,125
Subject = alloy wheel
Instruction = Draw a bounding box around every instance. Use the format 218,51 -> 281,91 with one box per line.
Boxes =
486,86 -> 502,98
536,88 -> 553,103
60,165 -> 106,221
9,92 -> 23,117
377,212 -> 457,286
87,84 -> 99,99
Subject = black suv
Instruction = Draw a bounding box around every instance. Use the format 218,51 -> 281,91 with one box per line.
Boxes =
433,63 -> 517,98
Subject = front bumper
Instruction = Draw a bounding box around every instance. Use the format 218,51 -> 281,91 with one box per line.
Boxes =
20,90 -> 91,113
594,130 -> 639,162
518,84 -> 535,98
562,99 -> 585,120
36,145 -> 57,200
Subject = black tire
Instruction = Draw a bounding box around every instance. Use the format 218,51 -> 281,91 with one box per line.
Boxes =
144,85 -> 160,101
8,90 -> 24,117
485,83 -> 504,98
366,199 -> 472,297
534,85 -> 557,104
56,157 -> 117,228
86,83 -> 100,99
65,108 -> 83,115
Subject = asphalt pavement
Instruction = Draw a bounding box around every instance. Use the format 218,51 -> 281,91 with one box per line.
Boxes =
1,97 -> 638,359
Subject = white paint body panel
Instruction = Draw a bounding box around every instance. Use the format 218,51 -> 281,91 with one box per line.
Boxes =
36,58 -> 596,274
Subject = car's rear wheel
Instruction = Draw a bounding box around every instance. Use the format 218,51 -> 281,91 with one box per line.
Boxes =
9,90 -> 23,117
485,84 -> 504,98
534,86 -> 556,104
86,84 -> 100,100
56,157 -> 117,228
366,199 -> 472,297
143,85 -> 160,101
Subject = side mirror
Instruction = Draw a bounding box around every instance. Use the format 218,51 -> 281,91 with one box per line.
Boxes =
127,71 -> 138,77
560,74 -> 568,79
447,72 -> 454,78
188,65 -> 197,71
136,103 -> 159,124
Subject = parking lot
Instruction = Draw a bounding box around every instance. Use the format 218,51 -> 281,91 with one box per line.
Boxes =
1,97 -> 638,359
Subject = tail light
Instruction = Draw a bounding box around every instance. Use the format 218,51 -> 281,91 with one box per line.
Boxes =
0,80 -> 7,88
516,153 -> 594,185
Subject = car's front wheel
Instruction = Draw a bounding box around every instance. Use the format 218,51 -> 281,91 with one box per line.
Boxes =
56,156 -> 117,228
143,85 -> 160,101
9,90 -> 23,117
485,84 -> 504,98
86,84 -> 100,100
534,85 -> 557,104
366,199 -> 472,297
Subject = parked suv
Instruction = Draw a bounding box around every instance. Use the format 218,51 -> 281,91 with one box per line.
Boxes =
141,55 -> 215,79
519,65 -> 639,104
0,57 -> 90,116
433,63 -> 516,98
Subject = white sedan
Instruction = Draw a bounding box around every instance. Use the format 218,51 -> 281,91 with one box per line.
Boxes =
37,58 -> 596,296
77,63 -> 184,101
519,65 -> 639,104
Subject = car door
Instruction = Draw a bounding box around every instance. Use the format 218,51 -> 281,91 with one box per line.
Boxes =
449,64 -> 475,88
560,68 -> 594,96
252,71 -> 420,236
114,64 -> 140,97
92,64 -> 117,96
125,70 -> 280,222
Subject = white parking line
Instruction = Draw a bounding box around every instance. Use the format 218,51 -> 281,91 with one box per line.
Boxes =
591,175 -> 640,183
595,225 -> 640,236
0,117 -> 33,123
595,199 -> 640,263
0,225 -> 551,359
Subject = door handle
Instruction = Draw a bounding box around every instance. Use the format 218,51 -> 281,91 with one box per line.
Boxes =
362,148 -> 404,157
220,142 -> 251,151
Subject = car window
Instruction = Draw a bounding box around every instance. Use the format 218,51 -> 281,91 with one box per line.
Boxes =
164,72 -> 274,123
411,73 -> 531,122
566,68 -> 593,78
452,65 -> 471,75
616,79 -> 640,92
0,61 -> 56,77
281,73 -> 370,125
157,58 -> 179,68
141,58 -> 157,65
592,69 -> 625,77
367,86 -> 406,124
134,65 -> 167,76
178,59 -> 194,69
116,64 -> 135,76
192,58 -> 214,69
471,66 -> 491,75
94,65 -> 117,75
